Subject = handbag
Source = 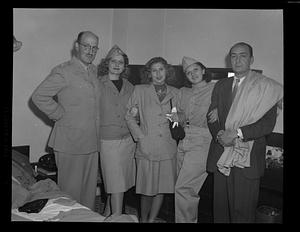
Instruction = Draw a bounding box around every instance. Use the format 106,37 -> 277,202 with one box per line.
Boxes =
169,98 -> 185,141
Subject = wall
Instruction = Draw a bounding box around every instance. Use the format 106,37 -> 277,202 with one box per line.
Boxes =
13,9 -> 113,161
13,9 -> 283,162
113,9 -> 284,132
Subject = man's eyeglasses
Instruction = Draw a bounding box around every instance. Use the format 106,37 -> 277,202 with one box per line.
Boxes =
78,42 -> 99,53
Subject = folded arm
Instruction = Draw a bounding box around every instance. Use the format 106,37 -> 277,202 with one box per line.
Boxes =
125,87 -> 145,142
206,83 -> 221,141
240,104 -> 277,142
218,104 -> 277,147
31,67 -> 67,121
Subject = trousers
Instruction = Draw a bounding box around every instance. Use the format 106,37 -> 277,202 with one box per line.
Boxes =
54,151 -> 99,211
175,126 -> 211,223
213,167 -> 260,223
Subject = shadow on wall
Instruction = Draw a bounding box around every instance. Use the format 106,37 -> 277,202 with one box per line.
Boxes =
70,40 -> 77,58
28,98 -> 54,154
225,53 -> 231,69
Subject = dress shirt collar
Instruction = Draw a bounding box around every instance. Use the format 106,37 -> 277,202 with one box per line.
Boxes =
233,75 -> 246,87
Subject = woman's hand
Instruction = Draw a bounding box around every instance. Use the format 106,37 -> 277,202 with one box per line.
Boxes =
166,112 -> 179,122
166,106 -> 179,123
208,108 -> 218,123
130,106 -> 140,123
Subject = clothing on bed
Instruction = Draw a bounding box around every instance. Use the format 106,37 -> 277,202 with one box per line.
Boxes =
11,149 -> 138,222
12,150 -> 37,188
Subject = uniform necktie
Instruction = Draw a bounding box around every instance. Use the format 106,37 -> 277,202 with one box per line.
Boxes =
232,78 -> 240,102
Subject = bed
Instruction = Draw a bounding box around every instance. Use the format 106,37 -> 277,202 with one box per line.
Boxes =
11,146 -> 138,222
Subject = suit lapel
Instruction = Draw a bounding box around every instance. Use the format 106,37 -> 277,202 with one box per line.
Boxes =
102,76 -> 120,95
119,78 -> 131,96
148,84 -> 175,106
149,84 -> 161,104
223,77 -> 234,122
160,85 -> 174,105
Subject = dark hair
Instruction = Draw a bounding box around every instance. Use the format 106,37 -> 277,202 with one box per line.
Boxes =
140,57 -> 176,84
229,42 -> 253,57
183,61 -> 212,87
97,53 -> 130,79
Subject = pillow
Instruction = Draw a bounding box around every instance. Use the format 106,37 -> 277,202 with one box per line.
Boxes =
12,149 -> 36,179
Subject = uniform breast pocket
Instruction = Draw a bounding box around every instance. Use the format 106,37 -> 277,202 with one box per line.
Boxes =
62,87 -> 82,106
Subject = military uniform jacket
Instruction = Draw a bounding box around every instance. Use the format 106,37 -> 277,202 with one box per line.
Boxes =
32,57 -> 101,154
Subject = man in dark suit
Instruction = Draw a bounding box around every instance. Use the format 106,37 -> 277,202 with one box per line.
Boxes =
206,42 -> 282,223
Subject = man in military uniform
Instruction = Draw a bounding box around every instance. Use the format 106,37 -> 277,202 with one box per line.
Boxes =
32,31 -> 101,210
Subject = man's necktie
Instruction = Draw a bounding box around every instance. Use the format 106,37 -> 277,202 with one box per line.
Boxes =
231,78 -> 240,103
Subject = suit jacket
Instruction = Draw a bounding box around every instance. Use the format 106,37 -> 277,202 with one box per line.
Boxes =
32,57 -> 101,154
125,84 -> 179,161
206,75 -> 277,179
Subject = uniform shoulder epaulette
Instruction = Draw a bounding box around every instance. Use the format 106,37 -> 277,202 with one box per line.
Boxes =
50,61 -> 70,75
58,60 -> 72,69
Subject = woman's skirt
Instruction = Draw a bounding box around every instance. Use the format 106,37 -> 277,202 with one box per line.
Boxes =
100,136 -> 136,193
135,157 -> 176,196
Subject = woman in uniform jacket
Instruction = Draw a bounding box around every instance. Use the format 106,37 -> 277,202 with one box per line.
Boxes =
174,57 -> 215,223
125,57 -> 179,223
97,45 -> 136,217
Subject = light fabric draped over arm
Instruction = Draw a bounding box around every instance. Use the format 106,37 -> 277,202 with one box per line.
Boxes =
217,71 -> 283,176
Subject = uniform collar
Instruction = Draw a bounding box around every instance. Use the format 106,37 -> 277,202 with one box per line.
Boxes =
72,56 -> 91,72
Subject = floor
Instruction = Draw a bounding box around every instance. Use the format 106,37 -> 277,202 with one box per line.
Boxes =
94,187 -> 166,223
94,184 -> 213,223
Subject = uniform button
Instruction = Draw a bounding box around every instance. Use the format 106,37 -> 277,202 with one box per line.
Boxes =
159,134 -> 162,137
117,115 -> 120,118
